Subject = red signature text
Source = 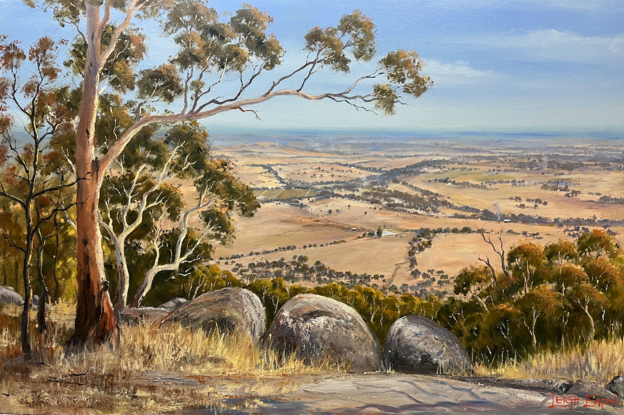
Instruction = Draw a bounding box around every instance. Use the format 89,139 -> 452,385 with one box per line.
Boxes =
549,393 -> 617,411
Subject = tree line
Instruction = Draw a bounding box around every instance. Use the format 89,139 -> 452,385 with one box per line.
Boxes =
137,229 -> 624,363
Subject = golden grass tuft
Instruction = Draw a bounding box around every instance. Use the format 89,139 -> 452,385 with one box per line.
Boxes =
475,335 -> 624,385
116,322 -> 345,375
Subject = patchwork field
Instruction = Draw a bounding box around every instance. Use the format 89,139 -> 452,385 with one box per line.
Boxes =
209,136 -> 624,298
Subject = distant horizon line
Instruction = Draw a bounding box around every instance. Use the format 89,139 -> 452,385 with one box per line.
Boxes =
9,127 -> 623,141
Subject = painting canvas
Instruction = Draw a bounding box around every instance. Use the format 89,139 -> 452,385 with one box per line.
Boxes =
0,0 -> 622,413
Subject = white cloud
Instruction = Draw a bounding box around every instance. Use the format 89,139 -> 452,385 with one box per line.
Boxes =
424,60 -> 496,85
466,29 -> 624,63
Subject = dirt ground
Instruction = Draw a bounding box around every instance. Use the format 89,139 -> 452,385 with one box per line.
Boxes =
2,368 -> 616,414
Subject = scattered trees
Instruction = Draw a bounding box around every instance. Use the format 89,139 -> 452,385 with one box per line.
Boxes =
446,229 -> 623,362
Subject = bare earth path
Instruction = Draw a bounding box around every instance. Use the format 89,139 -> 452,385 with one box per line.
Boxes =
183,373 -> 618,415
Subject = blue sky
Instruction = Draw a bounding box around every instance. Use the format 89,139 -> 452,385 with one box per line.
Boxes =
1,0 -> 623,136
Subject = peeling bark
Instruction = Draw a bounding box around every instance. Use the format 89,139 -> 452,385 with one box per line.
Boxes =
69,3 -> 118,347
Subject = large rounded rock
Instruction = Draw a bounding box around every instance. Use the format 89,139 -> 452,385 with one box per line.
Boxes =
159,288 -> 265,342
263,294 -> 382,372
384,315 -> 471,375
0,286 -> 24,308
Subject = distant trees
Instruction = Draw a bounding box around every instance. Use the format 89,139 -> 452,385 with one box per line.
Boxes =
444,229 -> 623,362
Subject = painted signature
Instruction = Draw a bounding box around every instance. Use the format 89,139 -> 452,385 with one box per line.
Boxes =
549,393 -> 617,411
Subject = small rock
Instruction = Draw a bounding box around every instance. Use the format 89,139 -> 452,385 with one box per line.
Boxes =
547,379 -> 574,395
606,376 -> 624,397
0,286 -> 24,308
566,380 -> 617,403
32,303 -> 52,312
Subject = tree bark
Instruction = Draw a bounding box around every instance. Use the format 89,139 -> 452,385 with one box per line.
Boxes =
52,232 -> 60,305
35,229 -> 48,334
21,220 -> 33,359
69,3 -> 118,348
583,305 -> 595,341
14,257 -> 19,295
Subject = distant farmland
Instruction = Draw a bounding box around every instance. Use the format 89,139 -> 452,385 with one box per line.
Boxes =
255,188 -> 319,201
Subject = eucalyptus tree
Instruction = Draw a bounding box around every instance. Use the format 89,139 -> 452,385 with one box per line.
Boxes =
98,121 -> 258,310
27,0 -> 432,346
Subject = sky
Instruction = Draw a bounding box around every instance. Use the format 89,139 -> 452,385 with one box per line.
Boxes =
1,0 -> 623,137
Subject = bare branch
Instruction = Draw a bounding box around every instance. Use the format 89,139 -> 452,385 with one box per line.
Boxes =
97,0 -> 140,72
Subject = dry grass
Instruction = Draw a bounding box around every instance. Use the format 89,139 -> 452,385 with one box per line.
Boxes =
0,301 -> 344,375
0,301 -> 344,414
475,335 -> 624,385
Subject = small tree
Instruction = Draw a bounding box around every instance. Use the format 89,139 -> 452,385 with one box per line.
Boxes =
515,285 -> 560,349
508,242 -> 546,296
568,283 -> 603,341
0,37 -> 81,357
453,265 -> 493,312
544,240 -> 578,265
98,122 -> 258,309
577,229 -> 620,259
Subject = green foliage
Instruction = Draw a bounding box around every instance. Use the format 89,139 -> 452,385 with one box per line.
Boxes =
65,26 -> 147,93
577,229 -> 620,259
305,9 -> 376,73
372,84 -> 398,115
99,120 -> 259,307
373,50 -> 433,115
163,0 -> 282,73
379,50 -> 431,98
444,231 -> 624,363
137,64 -> 183,103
